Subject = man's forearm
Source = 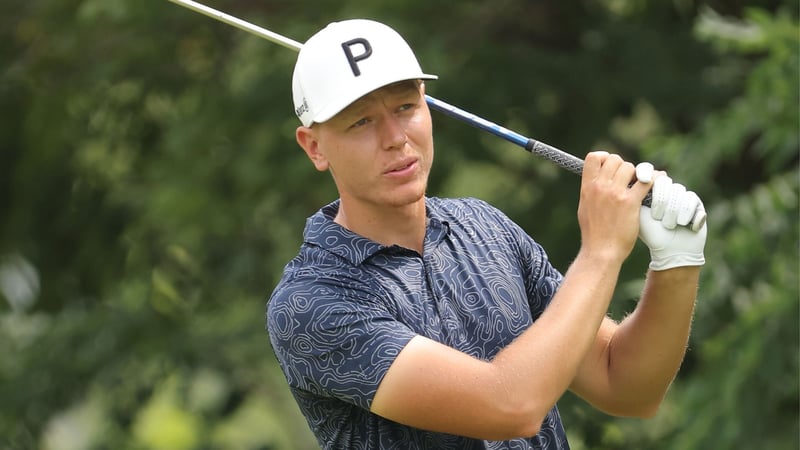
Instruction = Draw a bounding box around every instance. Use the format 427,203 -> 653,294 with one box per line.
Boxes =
492,250 -> 625,423
606,266 -> 700,414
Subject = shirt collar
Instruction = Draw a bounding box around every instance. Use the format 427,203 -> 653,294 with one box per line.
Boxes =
303,198 -> 450,265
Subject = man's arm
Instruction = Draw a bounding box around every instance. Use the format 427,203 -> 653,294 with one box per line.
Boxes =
571,165 -> 707,416
371,152 -> 649,440
371,265 -> 701,440
371,249 -> 629,440
570,266 -> 700,417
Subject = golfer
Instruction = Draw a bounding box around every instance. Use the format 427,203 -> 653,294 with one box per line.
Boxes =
267,19 -> 707,449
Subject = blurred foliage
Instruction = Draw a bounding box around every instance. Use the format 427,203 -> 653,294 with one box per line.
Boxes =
0,0 -> 797,449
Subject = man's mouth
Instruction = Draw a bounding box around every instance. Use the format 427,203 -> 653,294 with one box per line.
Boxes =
385,158 -> 417,175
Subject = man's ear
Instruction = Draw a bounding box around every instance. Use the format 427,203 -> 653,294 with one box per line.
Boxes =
296,126 -> 329,172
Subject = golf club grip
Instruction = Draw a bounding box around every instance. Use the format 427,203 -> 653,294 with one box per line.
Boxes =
523,139 -> 655,208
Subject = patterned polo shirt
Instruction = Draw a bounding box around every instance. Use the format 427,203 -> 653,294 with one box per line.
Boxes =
267,197 -> 570,449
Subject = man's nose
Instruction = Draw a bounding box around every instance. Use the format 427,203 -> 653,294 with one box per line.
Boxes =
379,114 -> 407,150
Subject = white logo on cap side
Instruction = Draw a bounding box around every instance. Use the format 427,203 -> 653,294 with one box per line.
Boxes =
295,97 -> 309,118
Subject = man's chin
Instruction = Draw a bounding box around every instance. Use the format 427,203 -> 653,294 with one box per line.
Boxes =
384,187 -> 427,208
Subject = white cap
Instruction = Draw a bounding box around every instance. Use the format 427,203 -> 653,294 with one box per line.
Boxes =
292,19 -> 438,127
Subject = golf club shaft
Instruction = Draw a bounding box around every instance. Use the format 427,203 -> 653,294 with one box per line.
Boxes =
167,0 -> 707,228
423,95 -> 585,174
168,0 -> 302,50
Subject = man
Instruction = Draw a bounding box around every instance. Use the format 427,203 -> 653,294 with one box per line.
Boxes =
267,19 -> 707,449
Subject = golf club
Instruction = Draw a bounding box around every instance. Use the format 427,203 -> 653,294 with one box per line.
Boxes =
166,0 -> 706,231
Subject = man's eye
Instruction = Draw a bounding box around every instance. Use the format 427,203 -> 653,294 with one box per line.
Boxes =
350,117 -> 369,129
398,103 -> 414,112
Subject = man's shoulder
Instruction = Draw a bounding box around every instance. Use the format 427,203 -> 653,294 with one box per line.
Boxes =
268,243 -> 383,310
272,245 -> 359,292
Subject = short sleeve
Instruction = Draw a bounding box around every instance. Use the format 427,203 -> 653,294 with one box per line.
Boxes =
527,249 -> 563,318
472,199 -> 564,318
267,273 -> 417,411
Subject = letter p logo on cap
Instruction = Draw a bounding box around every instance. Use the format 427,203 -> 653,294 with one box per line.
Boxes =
341,38 -> 373,77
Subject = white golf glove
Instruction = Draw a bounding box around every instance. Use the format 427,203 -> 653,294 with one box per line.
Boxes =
636,163 -> 707,271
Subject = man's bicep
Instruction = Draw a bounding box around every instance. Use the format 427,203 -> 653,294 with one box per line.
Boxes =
371,335 -> 513,440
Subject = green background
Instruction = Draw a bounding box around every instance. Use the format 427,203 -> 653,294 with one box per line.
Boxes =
1,0 -> 798,449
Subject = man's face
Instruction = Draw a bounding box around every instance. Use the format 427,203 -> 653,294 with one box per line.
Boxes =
297,81 -> 434,210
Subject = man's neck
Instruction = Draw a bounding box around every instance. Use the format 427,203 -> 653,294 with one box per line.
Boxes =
334,198 -> 427,254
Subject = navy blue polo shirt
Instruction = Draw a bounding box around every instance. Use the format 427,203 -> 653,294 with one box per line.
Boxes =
267,197 -> 569,449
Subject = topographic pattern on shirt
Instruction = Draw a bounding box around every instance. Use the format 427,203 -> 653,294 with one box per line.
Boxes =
267,197 -> 569,449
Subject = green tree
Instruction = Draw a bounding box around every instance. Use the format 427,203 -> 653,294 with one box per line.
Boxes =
1,1 -> 796,449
